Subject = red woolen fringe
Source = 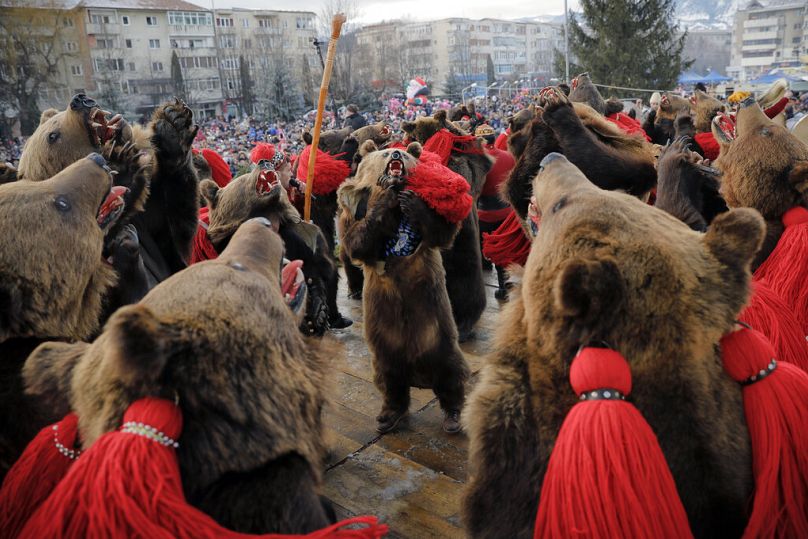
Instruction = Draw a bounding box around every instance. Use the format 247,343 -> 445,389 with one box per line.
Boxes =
754,207 -> 808,333
740,281 -> 808,373
295,146 -> 351,195
482,210 -> 531,267
422,129 -> 484,166
0,413 -> 80,538
494,130 -> 509,152
534,348 -> 692,539
606,113 -> 652,142
693,132 -> 720,161
20,398 -> 388,539
720,328 -> 808,539
190,208 -> 218,264
407,161 -> 472,224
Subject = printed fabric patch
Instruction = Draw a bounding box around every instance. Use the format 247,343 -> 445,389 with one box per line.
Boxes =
384,217 -> 421,258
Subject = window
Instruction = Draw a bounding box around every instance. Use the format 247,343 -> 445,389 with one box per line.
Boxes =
146,16 -> 158,26
216,17 -> 233,27
70,65 -> 82,76
258,18 -> 272,28
219,36 -> 235,48
242,38 -> 251,48
120,80 -> 130,94
227,79 -> 236,90
241,19 -> 249,28
125,39 -> 132,48
127,61 -> 135,71
64,41 -> 78,52
221,58 -> 239,69
90,12 -> 113,24
94,58 -> 124,71
122,16 -> 129,25
794,37 -> 802,43
168,11 -> 212,26
96,38 -> 115,49
152,61 -> 164,72
63,18 -> 74,27
149,39 -> 160,49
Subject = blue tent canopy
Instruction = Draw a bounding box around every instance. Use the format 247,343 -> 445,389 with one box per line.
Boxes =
747,72 -> 802,85
678,71 -> 705,84
678,70 -> 731,84
702,71 -> 731,83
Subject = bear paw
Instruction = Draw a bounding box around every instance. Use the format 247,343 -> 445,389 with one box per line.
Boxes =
151,98 -> 198,164
301,279 -> 329,336
397,189 -> 417,218
539,86 -> 570,110
377,173 -> 405,191
108,224 -> 141,273
0,161 -> 17,184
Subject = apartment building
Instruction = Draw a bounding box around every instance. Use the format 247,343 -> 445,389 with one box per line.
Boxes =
354,18 -> 564,93
728,0 -> 808,80
681,28 -> 732,75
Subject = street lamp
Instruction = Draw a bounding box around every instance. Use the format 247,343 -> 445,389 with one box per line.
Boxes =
564,0 -> 570,83
461,82 -> 477,105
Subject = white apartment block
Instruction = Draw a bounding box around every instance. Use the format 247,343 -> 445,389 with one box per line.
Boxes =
728,0 -> 808,81
355,18 -> 564,92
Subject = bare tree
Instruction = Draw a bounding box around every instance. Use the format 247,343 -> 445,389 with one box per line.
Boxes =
0,2 -> 77,134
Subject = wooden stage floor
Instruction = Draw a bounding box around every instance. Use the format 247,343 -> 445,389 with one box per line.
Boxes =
321,268 -> 507,538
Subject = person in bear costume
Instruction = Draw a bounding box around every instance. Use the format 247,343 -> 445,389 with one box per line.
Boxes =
464,153 -> 763,538
338,140 -> 472,434
0,154 -> 127,479
20,218 -> 335,535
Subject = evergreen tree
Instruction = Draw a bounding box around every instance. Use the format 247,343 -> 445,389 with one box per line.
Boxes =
441,68 -> 464,99
301,55 -> 315,108
486,54 -> 496,87
566,0 -> 691,93
239,55 -> 254,115
170,51 -> 186,100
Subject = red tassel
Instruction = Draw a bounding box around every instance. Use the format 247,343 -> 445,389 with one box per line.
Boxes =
693,132 -> 720,161
0,413 -> 80,538
740,281 -> 808,372
406,161 -> 472,224
534,348 -> 692,539
422,129 -> 483,166
482,209 -> 532,267
754,207 -> 808,333
295,146 -> 351,195
720,327 -> 808,539
606,113 -> 652,142
20,398 -> 387,539
190,208 -> 219,264
494,130 -> 509,152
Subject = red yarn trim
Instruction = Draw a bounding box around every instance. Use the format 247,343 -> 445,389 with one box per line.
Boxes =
694,132 -> 720,161
482,209 -> 531,266
296,146 -> 351,195
407,160 -> 472,224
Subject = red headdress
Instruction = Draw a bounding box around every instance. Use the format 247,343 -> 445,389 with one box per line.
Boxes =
10,398 -> 388,538
406,160 -> 472,224
421,128 -> 485,167
201,148 -> 232,188
295,146 -> 352,196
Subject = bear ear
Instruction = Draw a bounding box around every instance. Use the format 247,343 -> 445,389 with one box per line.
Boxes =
406,141 -> 423,158
104,304 -> 170,390
553,257 -> 625,326
359,139 -> 377,157
39,108 -> 58,125
433,109 -> 448,124
401,121 -> 416,134
24,340 -> 89,417
302,131 -> 313,146
704,208 -> 765,268
200,179 -> 220,209
788,160 -> 808,202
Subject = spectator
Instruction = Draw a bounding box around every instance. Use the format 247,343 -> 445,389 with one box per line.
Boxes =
343,104 -> 367,130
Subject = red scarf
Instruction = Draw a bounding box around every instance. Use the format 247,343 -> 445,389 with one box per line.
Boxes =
407,160 -> 472,224
190,207 -> 219,264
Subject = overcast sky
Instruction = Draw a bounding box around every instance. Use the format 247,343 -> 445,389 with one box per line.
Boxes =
191,0 -> 578,25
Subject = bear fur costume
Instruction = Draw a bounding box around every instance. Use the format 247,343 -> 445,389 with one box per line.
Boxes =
464,153 -> 761,539
23,218 -> 334,534
198,167 -> 342,336
504,88 -> 657,220
0,154 -> 122,480
713,98 -> 808,270
643,93 -> 692,146
17,94 -> 200,292
402,110 -> 493,341
339,141 -> 470,433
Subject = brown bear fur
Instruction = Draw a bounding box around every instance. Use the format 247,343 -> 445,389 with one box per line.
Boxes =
200,167 -> 340,335
24,219 -> 332,534
464,153 -> 760,539
713,100 -> 808,269
568,72 -> 606,114
644,93 -> 692,145
339,141 -> 470,426
0,155 -> 119,478
693,90 -> 725,133
401,110 -> 492,340
504,91 -> 657,220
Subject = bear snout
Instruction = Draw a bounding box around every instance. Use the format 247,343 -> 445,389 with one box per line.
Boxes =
540,152 -> 566,167
70,94 -> 98,112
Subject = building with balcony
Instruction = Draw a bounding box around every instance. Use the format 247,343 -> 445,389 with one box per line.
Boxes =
728,0 -> 808,81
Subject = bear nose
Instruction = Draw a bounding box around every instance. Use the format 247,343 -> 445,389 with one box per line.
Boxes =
740,96 -> 756,109
87,153 -> 107,168
70,93 -> 97,111
540,153 -> 566,167
391,150 -> 402,160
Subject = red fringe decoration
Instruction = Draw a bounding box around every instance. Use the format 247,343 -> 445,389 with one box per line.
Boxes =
20,398 -> 387,539
754,207 -> 808,333
190,208 -> 219,264
720,328 -> 808,539
534,348 -> 693,539
494,130 -> 509,152
482,210 -> 531,267
417,149 -> 443,165
740,281 -> 808,372
295,146 -> 351,195
202,148 -> 233,188
422,129 -> 484,166
693,132 -> 720,161
0,413 -> 80,538
250,143 -> 277,164
407,161 -> 472,224
606,113 -> 652,142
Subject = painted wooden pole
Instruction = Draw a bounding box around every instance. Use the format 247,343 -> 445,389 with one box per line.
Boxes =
304,13 -> 346,221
